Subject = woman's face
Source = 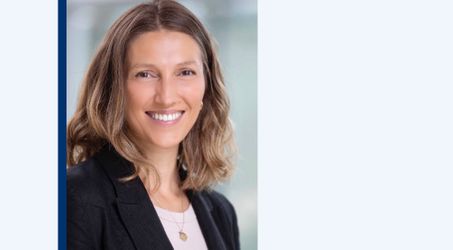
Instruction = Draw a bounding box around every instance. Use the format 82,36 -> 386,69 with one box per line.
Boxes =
125,30 -> 205,152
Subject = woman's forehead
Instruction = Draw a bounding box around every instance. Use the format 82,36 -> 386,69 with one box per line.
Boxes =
126,30 -> 203,68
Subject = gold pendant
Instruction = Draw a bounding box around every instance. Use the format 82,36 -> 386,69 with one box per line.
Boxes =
179,231 -> 188,241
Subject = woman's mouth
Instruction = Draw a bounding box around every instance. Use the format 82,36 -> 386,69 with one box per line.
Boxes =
145,111 -> 184,123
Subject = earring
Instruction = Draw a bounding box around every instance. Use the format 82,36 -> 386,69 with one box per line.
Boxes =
200,101 -> 204,110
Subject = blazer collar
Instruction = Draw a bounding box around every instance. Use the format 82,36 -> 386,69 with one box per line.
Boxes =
94,145 -> 227,250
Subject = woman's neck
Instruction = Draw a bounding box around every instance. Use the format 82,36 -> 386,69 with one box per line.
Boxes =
138,145 -> 189,212
139,145 -> 181,195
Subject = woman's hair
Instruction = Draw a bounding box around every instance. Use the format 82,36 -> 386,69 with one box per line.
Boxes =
67,0 -> 235,191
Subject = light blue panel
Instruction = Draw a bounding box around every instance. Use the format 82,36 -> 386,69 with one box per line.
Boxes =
259,0 -> 453,249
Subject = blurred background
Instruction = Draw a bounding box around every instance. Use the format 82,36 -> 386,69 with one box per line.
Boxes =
67,0 -> 257,249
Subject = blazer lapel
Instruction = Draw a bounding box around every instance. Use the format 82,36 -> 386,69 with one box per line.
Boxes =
189,191 -> 228,250
95,145 -> 173,250
115,197 -> 172,250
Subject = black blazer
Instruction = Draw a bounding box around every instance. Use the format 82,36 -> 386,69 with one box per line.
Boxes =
67,146 -> 240,250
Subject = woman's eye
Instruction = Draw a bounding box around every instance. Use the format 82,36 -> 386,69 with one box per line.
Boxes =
135,71 -> 156,78
179,69 -> 196,76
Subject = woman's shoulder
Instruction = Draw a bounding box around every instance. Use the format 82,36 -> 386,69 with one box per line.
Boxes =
67,157 -> 102,181
67,157 -> 114,207
201,190 -> 235,209
196,189 -> 237,220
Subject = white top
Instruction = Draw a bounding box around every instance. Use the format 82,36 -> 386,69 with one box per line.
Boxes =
154,204 -> 208,250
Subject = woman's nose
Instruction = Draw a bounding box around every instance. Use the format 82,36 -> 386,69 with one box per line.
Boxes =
154,76 -> 177,106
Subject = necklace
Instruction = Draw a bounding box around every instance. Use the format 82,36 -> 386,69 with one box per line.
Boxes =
152,195 -> 188,241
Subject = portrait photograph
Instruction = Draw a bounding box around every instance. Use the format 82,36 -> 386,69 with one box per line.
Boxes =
66,0 -> 257,249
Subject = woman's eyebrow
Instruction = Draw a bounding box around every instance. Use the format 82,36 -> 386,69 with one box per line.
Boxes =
177,60 -> 199,67
130,60 -> 200,69
130,63 -> 156,69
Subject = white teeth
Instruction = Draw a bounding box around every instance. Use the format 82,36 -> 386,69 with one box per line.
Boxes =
150,112 -> 182,122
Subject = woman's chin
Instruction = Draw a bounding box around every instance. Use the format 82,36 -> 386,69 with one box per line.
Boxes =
145,137 -> 183,151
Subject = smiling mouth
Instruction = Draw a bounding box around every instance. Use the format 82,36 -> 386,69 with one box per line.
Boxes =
145,111 -> 184,122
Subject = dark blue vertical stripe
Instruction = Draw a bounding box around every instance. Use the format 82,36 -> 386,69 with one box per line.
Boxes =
58,0 -> 67,249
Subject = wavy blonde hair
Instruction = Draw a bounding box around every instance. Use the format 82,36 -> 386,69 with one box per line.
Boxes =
67,0 -> 235,191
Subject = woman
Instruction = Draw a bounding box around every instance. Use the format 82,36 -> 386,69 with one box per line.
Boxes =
66,1 -> 239,249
